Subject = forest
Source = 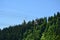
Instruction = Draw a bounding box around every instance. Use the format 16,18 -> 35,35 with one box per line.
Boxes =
0,12 -> 60,40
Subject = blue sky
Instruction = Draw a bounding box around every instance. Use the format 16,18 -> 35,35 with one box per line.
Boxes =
0,0 -> 60,29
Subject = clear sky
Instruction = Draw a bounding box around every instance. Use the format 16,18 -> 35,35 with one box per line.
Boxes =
0,0 -> 60,29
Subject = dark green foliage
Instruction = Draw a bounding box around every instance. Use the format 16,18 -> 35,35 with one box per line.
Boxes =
0,12 -> 60,40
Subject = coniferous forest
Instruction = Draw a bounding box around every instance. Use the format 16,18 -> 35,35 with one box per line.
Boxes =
0,12 -> 60,40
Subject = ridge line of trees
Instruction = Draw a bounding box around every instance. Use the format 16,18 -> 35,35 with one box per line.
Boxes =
0,12 -> 60,40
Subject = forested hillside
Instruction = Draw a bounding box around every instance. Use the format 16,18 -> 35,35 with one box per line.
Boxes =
0,12 -> 60,40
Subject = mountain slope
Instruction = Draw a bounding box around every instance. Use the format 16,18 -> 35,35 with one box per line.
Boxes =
0,12 -> 60,40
